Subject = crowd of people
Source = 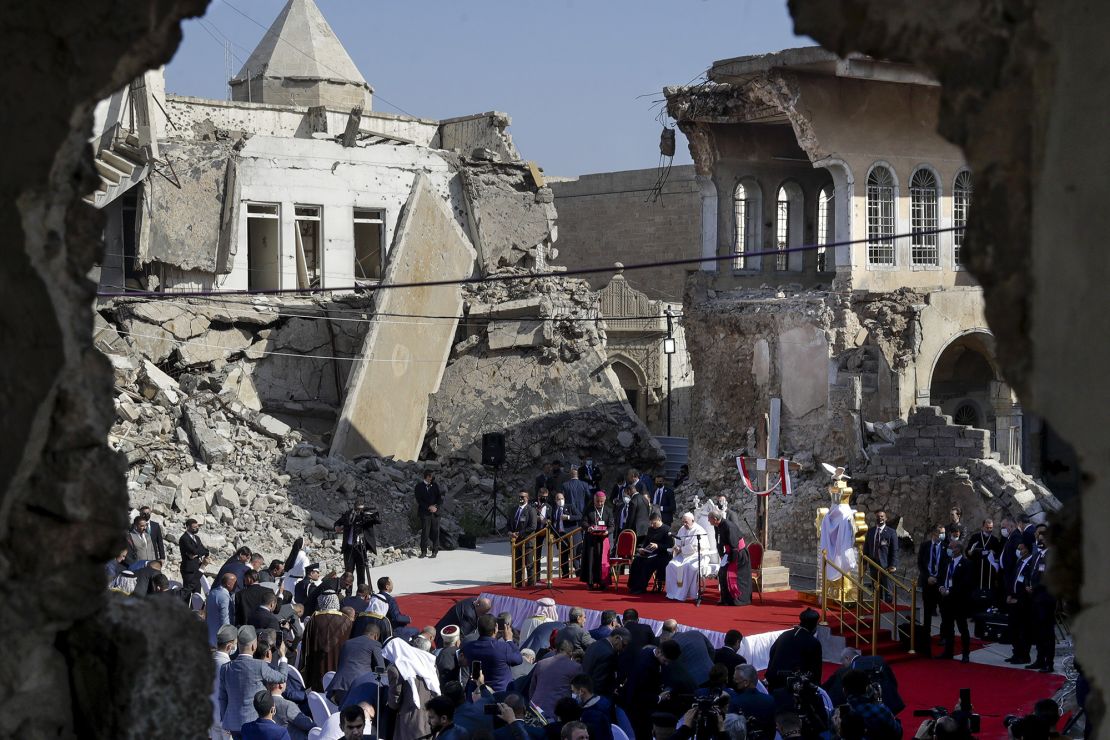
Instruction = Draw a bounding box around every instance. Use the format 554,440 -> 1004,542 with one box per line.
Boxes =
106,464 -> 1074,739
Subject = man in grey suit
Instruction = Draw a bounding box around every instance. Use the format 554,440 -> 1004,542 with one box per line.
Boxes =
264,677 -> 316,740
219,626 -> 289,737
559,607 -> 596,652
627,487 -> 653,543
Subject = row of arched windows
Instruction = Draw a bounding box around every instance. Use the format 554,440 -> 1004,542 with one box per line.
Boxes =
867,165 -> 973,267
732,181 -> 835,272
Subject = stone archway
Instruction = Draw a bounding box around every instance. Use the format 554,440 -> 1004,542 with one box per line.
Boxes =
610,356 -> 649,423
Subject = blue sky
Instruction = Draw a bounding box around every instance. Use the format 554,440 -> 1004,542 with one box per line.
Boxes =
166,0 -> 809,177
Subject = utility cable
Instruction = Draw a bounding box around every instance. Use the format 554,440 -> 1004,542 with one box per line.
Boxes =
96,226 -> 963,301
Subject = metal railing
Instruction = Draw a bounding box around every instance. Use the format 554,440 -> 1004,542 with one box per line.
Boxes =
858,553 -> 918,655
821,549 -> 880,655
511,527 -> 582,588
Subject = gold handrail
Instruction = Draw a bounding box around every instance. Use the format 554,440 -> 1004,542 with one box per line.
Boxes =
857,553 -> 918,655
543,527 -> 583,586
821,549 -> 879,655
511,528 -> 547,587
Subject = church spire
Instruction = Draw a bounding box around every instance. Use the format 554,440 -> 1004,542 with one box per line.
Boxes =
230,0 -> 373,110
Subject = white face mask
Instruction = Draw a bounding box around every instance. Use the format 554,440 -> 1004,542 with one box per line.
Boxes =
1001,528 -> 1010,537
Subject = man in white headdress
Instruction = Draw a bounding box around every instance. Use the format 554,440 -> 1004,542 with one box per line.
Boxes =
666,512 -> 711,601
519,597 -> 559,644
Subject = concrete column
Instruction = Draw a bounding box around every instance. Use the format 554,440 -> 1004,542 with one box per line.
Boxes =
697,174 -> 718,272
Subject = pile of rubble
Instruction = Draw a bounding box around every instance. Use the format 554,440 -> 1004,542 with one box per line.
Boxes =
99,312 -> 505,580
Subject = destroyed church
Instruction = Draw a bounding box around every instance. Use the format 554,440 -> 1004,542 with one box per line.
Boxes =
552,48 -> 1067,564
87,0 -> 662,568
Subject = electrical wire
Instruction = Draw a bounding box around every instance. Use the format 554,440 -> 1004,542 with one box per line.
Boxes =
96,226 -> 963,301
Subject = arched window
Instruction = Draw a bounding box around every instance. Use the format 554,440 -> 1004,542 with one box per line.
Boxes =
733,183 -> 748,270
817,185 -> 834,272
953,170 -> 972,265
866,166 -> 895,265
910,168 -> 939,265
775,186 -> 790,270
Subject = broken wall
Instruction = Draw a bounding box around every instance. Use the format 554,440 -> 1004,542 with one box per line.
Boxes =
427,273 -> 665,494
437,112 -> 520,162
332,173 -> 477,461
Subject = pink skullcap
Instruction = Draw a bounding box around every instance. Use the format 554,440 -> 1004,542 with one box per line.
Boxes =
594,490 -> 606,499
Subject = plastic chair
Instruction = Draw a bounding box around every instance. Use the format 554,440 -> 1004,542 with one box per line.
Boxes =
307,690 -> 335,726
189,591 -> 204,611
322,671 -> 336,691
748,541 -> 765,604
610,529 -> 637,590
612,724 -> 630,740
286,664 -> 306,689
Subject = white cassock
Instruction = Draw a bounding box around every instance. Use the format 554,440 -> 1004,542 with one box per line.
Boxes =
819,503 -> 858,579
694,501 -> 720,565
666,523 -> 711,601
282,550 -> 311,595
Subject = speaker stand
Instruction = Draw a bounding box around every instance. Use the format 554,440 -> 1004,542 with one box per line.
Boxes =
479,464 -> 507,534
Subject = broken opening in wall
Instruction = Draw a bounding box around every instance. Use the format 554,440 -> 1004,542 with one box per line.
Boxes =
247,202 -> 281,291
294,205 -> 323,289
930,332 -> 998,436
776,181 -> 804,271
121,189 -> 140,283
353,208 -> 384,281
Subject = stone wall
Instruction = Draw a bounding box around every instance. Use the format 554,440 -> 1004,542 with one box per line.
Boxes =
549,166 -> 702,301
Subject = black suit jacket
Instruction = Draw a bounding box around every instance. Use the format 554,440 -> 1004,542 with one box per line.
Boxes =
435,598 -> 478,644
864,524 -> 898,568
333,510 -> 377,554
147,520 -> 166,561
766,626 -> 823,686
917,539 -> 944,581
509,504 -> 539,536
582,638 -> 620,697
714,646 -> 746,674
415,481 -> 443,516
236,583 -> 272,626
626,494 -> 652,538
649,486 -> 676,524
377,591 -> 411,628
248,605 -> 282,632
178,531 -> 209,574
939,556 -> 975,615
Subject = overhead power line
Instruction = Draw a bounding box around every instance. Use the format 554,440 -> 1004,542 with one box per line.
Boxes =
96,226 -> 963,301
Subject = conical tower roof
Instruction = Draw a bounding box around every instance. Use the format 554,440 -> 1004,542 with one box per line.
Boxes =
230,0 -> 373,110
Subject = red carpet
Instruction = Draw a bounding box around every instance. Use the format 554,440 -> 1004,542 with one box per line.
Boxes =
397,578 -> 811,636
398,580 -> 1063,740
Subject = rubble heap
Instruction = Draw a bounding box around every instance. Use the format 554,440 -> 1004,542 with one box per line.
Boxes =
99,312 -> 512,579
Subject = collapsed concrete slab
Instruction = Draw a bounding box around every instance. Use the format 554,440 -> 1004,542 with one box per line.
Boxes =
332,173 -> 477,460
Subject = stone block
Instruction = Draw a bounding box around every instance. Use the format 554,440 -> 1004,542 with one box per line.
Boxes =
215,484 -> 240,509
900,426 -> 919,438
937,425 -> 960,438
913,405 -> 941,418
487,320 -> 547,350
920,426 -> 940,438
916,437 -> 936,448
954,438 -> 976,448
181,405 -> 234,465
138,360 -> 180,406
1011,489 -> 1037,508
927,414 -> 951,425
302,464 -> 330,482
284,455 -> 317,475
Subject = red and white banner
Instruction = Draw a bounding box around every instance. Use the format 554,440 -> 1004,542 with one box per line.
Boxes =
736,456 -> 793,496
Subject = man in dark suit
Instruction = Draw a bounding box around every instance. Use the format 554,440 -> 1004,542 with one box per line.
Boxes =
218,547 -> 255,595
863,509 -> 898,602
235,571 -> 273,626
509,491 -> 540,585
559,607 -> 596,652
327,622 -> 385,704
714,629 -> 747,674
582,628 -> 630,697
177,519 -> 209,594
938,540 -> 974,661
618,608 -> 657,682
917,524 -> 947,655
580,456 -> 603,492
132,560 -> 164,596
435,596 -> 492,646
651,475 -> 676,526
333,500 -> 377,588
626,487 -> 653,542
293,563 -> 323,616
374,576 -> 415,637
415,470 -> 443,559
550,490 -> 578,577
249,591 -> 283,632
765,609 -> 824,689
461,615 -> 524,692
1004,536 -> 1036,665
728,664 -> 777,740
239,690 -> 291,740
137,506 -> 166,561
1027,526 -> 1056,672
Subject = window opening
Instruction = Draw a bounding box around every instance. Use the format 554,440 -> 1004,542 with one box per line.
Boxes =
246,202 -> 280,291
776,187 -> 789,271
953,170 -> 972,266
910,169 -> 939,265
294,205 -> 322,289
353,208 -> 385,281
867,166 -> 895,265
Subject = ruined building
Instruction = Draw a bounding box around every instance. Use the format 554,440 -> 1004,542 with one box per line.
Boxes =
81,0 -> 663,586
556,48 -> 1067,561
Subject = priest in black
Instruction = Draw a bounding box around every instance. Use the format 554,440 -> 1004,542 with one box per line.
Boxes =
580,490 -> 612,590
710,510 -> 752,606
415,470 -> 443,558
628,513 -> 673,594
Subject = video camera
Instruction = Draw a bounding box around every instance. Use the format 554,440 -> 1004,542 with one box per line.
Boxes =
691,691 -> 730,738
350,506 -> 381,528
912,688 -> 981,736
784,672 -> 830,736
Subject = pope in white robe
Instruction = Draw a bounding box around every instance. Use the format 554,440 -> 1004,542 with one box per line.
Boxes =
666,513 -> 711,601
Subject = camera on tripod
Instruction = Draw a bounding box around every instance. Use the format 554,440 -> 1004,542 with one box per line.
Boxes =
912,688 -> 981,736
691,692 -> 730,738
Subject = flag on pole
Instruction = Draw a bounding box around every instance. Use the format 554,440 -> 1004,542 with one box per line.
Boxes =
736,456 -> 792,496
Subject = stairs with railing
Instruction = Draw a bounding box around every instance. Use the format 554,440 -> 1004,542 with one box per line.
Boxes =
820,550 -> 920,663
83,129 -> 150,209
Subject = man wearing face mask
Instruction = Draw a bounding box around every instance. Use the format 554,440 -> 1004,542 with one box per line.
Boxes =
998,515 -> 1023,581
938,540 -> 973,662
863,510 -> 898,603
967,518 -> 1002,591
916,524 -> 947,654
509,491 -> 539,586
1005,537 -> 1037,666
550,491 -> 576,578
1026,526 -> 1056,672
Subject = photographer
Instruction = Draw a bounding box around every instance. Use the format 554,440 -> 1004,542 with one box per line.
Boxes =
672,700 -> 743,740
841,669 -> 902,740
333,499 -> 379,588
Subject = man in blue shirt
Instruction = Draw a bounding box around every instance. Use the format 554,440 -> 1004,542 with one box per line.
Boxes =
462,615 -> 523,692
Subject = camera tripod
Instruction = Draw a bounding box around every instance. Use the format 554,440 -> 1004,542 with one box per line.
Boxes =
479,463 -> 507,534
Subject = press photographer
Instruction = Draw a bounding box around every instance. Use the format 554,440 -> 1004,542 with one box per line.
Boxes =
334,499 -> 380,588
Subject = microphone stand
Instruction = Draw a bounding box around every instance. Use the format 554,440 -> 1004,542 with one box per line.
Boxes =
695,531 -> 704,608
